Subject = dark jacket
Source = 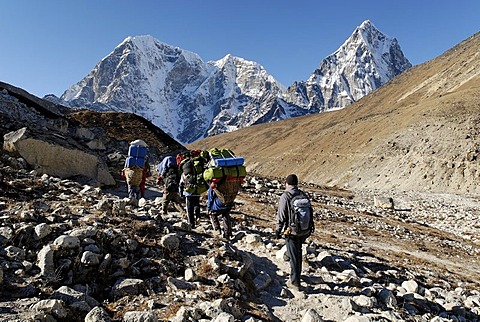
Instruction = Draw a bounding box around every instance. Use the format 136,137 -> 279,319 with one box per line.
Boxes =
276,185 -> 299,234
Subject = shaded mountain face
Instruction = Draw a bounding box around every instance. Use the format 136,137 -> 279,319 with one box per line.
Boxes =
57,36 -> 290,144
191,32 -> 480,196
54,20 -> 410,144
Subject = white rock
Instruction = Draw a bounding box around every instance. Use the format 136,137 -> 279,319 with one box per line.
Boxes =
185,268 -> 197,282
31,299 -> 68,318
245,233 -> 262,244
112,278 -> 145,298
34,223 -> 52,240
37,245 -> 55,279
81,251 -> 101,266
213,312 -> 234,322
401,279 -> 419,293
301,308 -> 323,322
53,235 -> 80,249
123,311 -> 157,322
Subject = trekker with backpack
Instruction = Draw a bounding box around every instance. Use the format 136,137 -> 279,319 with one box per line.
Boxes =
179,150 -> 209,229
180,172 -> 202,229
122,166 -> 143,205
157,155 -> 185,219
122,139 -> 150,206
275,174 -> 315,292
207,185 -> 234,239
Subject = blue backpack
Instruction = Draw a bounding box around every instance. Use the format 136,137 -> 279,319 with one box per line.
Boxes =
125,143 -> 148,168
158,156 -> 177,177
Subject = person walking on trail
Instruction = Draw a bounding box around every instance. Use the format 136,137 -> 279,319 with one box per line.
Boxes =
207,185 -> 234,239
180,173 -> 202,229
140,156 -> 151,199
157,155 -> 184,218
122,166 -> 143,205
123,139 -> 150,205
275,174 -> 314,291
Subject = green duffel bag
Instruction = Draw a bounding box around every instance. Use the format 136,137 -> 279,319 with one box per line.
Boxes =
209,148 -> 235,159
226,165 -> 247,178
203,167 -> 227,182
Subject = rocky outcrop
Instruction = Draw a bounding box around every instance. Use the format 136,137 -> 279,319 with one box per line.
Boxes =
4,127 -> 115,186
1,82 -> 187,188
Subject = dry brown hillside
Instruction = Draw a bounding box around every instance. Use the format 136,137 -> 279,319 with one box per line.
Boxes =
191,32 -> 480,195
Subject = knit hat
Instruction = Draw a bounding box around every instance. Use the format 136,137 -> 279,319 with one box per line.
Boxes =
286,174 -> 298,186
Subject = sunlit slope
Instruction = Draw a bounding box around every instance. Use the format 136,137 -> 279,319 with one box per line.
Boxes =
191,32 -> 480,195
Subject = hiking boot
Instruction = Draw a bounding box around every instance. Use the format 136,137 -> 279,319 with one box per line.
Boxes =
286,280 -> 301,291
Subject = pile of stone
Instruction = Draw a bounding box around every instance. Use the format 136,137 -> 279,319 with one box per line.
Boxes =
1,155 -> 479,321
239,176 -> 480,321
0,152 -> 261,321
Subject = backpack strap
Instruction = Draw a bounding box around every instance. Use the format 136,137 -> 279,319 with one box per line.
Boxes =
285,190 -> 301,227
285,189 -> 305,201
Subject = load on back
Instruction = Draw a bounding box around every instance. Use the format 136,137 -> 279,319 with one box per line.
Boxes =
179,148 -> 246,203
204,148 -> 246,204
179,149 -> 209,195
123,139 -> 149,187
125,139 -> 148,168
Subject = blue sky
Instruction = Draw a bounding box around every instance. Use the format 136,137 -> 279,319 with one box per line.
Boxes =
1,1 -> 479,98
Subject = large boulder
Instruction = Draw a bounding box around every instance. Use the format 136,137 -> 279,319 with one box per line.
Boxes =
3,127 -> 115,185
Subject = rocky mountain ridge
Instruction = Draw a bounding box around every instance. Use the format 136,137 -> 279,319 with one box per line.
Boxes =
286,20 -> 411,111
52,20 -> 410,144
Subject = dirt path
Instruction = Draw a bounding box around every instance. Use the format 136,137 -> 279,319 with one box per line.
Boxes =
233,188 -> 480,289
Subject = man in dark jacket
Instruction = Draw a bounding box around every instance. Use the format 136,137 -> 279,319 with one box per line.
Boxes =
207,185 -> 234,239
157,156 -> 184,218
275,174 -> 313,291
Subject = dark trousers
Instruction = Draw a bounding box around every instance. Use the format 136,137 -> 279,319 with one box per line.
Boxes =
209,209 -> 232,238
127,185 -> 140,201
161,191 -> 184,214
286,236 -> 305,286
185,195 -> 200,228
140,178 -> 146,198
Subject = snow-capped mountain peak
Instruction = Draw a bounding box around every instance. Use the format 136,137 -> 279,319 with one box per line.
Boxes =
55,21 -> 411,144
288,20 -> 411,111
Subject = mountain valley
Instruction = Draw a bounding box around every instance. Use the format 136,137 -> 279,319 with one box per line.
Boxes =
0,21 -> 479,322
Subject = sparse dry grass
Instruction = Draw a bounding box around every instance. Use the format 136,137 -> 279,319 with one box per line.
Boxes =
197,259 -> 215,279
190,33 -> 480,196
162,301 -> 184,320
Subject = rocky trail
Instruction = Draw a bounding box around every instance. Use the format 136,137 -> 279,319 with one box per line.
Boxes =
1,155 -> 480,321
